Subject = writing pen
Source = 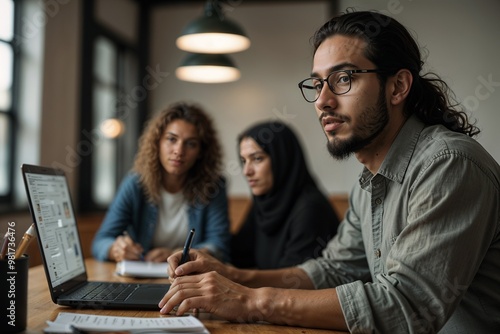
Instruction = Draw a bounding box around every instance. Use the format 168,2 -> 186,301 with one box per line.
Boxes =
15,223 -> 35,259
123,231 -> 144,261
179,228 -> 195,265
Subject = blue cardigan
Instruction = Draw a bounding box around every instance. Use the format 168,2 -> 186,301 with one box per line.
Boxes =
91,173 -> 231,261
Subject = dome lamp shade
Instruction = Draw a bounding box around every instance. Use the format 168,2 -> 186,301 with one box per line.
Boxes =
176,0 -> 250,54
175,53 -> 241,83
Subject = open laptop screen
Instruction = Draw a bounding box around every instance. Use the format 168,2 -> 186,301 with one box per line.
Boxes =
24,170 -> 85,287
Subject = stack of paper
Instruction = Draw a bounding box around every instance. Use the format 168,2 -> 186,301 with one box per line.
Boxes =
45,312 -> 209,333
116,260 -> 169,278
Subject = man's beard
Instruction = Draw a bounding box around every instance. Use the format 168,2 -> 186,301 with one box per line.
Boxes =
326,88 -> 389,160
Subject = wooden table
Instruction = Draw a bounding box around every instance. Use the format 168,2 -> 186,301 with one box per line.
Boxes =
23,259 -> 345,333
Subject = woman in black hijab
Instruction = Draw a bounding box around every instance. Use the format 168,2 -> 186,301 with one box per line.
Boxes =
231,121 -> 340,269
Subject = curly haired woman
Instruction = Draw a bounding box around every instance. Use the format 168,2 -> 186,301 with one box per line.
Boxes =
92,102 -> 230,262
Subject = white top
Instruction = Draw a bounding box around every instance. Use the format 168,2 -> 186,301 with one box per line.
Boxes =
152,189 -> 189,249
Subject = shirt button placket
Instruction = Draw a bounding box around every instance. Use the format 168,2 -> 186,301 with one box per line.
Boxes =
371,177 -> 385,275
373,197 -> 383,260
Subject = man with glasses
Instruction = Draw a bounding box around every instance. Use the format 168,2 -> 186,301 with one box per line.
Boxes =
159,10 -> 500,333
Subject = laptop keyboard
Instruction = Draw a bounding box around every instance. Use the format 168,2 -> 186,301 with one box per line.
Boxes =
70,282 -> 137,301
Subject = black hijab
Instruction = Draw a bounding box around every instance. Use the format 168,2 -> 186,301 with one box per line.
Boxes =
238,121 -> 316,235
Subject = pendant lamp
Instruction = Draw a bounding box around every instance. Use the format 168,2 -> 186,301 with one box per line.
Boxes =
176,0 -> 250,54
175,53 -> 241,83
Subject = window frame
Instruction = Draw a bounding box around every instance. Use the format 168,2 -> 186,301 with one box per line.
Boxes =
0,0 -> 21,208
78,0 -> 149,212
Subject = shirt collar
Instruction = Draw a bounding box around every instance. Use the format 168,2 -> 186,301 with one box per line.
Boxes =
359,114 -> 425,186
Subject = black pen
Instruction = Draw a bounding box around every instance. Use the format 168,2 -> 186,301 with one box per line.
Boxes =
179,228 -> 195,265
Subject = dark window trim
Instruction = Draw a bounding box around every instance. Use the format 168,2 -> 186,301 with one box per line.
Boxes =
77,0 -> 95,212
0,0 -> 21,208
78,0 -> 150,213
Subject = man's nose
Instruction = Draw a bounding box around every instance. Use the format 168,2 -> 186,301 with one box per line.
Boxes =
315,83 -> 338,111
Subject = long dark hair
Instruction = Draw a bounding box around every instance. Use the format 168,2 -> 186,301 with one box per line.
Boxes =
237,121 -> 317,234
312,10 -> 479,137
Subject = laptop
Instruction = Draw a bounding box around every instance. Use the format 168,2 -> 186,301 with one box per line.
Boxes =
21,163 -> 170,309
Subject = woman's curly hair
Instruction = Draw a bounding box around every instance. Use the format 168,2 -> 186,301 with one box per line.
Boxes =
133,102 -> 224,205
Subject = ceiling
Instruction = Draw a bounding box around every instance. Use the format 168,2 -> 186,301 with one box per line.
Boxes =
144,0 -> 328,6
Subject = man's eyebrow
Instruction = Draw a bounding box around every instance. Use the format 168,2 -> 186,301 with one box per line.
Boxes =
310,62 -> 360,77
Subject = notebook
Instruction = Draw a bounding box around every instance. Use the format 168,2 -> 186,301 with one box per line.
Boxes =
21,163 -> 170,309
116,260 -> 169,278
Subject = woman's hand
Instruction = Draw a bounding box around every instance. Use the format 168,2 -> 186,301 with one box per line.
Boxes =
108,235 -> 144,262
144,247 -> 181,262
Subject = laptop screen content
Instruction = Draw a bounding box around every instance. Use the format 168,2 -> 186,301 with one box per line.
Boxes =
24,172 -> 85,287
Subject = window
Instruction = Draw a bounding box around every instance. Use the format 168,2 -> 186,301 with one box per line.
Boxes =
0,0 -> 44,212
0,0 -> 17,204
91,35 -> 139,207
78,0 -> 146,212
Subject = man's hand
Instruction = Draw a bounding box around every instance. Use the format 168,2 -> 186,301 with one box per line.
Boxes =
167,249 -> 229,279
159,271 -> 261,322
162,250 -> 346,330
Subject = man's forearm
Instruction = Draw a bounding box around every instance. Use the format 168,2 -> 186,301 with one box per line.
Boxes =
248,287 -> 348,330
227,266 -> 315,289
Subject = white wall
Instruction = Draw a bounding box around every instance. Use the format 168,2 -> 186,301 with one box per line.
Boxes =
340,0 -> 500,170
150,0 -> 500,197
40,0 -> 81,197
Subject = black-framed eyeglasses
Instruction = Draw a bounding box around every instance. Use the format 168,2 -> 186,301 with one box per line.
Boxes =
298,69 -> 381,103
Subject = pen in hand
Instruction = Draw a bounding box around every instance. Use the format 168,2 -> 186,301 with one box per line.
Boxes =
179,229 -> 195,265
122,231 -> 144,261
